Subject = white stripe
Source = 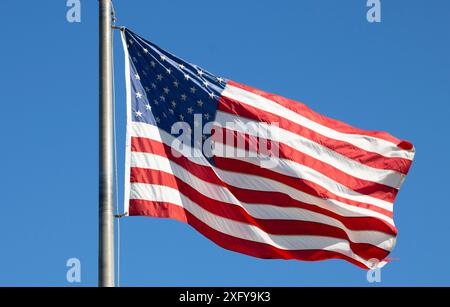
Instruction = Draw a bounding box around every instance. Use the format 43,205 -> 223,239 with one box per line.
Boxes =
132,150 -> 393,223
215,111 -> 405,189
213,142 -> 394,211
222,84 -> 414,160
130,183 -> 386,268
131,121 -> 208,165
130,151 -> 395,250
128,123 -> 395,225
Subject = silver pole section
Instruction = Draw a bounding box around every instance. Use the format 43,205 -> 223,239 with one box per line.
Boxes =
99,0 -> 115,287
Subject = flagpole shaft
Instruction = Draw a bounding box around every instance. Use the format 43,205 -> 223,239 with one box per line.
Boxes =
99,0 -> 115,287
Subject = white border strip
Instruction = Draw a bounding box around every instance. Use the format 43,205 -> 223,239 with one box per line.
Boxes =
121,30 -> 132,216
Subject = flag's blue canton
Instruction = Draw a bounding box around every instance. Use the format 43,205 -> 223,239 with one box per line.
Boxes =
125,29 -> 227,147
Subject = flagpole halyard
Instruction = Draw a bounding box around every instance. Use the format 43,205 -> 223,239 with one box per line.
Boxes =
99,0 -> 115,287
112,25 -> 125,31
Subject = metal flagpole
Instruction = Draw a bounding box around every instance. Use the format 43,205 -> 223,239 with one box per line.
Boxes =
99,0 -> 115,287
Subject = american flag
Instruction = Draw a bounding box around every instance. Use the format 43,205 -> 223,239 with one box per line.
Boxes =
121,28 -> 415,269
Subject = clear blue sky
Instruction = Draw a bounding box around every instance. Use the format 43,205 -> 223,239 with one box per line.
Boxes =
0,0 -> 448,286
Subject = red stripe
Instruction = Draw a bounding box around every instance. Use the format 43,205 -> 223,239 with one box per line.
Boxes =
130,167 -> 391,260
218,95 -> 412,175
131,136 -> 397,235
227,80 -> 413,150
214,156 -> 393,218
213,127 -> 398,203
214,156 -> 392,218
129,199 -> 376,269
132,136 -> 393,218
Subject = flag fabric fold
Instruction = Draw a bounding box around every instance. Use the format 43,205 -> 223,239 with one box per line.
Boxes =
121,28 -> 415,269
